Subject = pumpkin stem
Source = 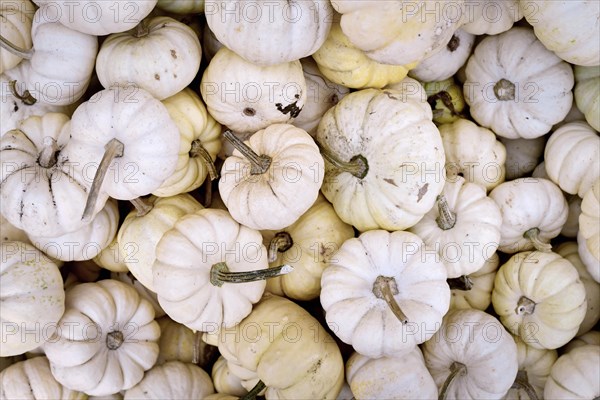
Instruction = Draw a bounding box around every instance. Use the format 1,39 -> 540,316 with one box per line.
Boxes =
439,361 -> 467,400
316,141 -> 368,179
0,34 -> 34,60
268,232 -> 293,263
192,330 -> 202,365
372,276 -> 408,324
202,177 -> 213,208
134,19 -> 150,38
223,130 -> 272,175
447,275 -> 474,291
447,34 -> 460,52
9,80 -> 36,105
515,296 -> 536,315
129,197 -> 153,217
511,370 -> 539,400
240,380 -> 266,400
189,139 -> 218,181
210,262 -> 293,287
436,195 -> 456,230
523,228 -> 552,252
38,137 -> 59,169
494,79 -> 516,101
106,331 -> 124,350
427,90 -> 461,118
81,138 -> 125,223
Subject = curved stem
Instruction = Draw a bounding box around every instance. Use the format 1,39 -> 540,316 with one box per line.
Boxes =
192,330 -> 202,365
439,362 -> 467,400
130,197 -> 153,217
134,19 -> 150,37
81,138 -> 124,223
0,34 -> 34,59
511,370 -> 539,400
515,296 -> 536,315
494,79 -> 516,101
373,276 -> 408,324
38,137 -> 59,168
436,195 -> 456,230
315,141 -> 368,179
210,262 -> 293,287
223,130 -> 271,175
447,275 -> 474,291
240,380 -> 266,400
202,176 -> 213,208
9,80 -> 36,105
523,228 -> 552,252
268,232 -> 293,263
189,139 -> 218,180
106,331 -> 124,350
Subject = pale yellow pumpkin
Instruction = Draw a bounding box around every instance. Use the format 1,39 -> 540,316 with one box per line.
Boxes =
574,65 -> 600,131
544,345 -> 600,399
155,316 -> 217,368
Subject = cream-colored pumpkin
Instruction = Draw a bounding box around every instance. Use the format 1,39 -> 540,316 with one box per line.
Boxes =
212,356 -> 247,397
317,87 -> 445,231
0,0 -> 35,74
205,0 -> 332,66
423,78 -> 466,125
93,237 -> 129,273
544,345 -> 600,399
579,179 -> 600,281
262,194 -> 354,301
461,0 -> 521,35
155,316 -> 217,368
332,0 -> 464,66
118,194 -> 203,292
201,47 -> 307,134
521,0 -> 600,66
422,309 -> 518,400
44,279 -> 160,397
219,124 -> 324,231
563,331 -> 600,353
321,230 -> 450,358
28,199 -> 119,262
464,27 -> 574,139
449,252 -> 499,311
489,178 -> 568,253
346,348 -> 437,399
312,19 -> 416,90
154,88 -> 221,197
157,0 -> 204,14
0,241 -> 65,357
111,272 -> 166,319
500,136 -> 546,181
438,118 -> 506,192
0,357 -> 86,399
492,251 -> 587,350
544,121 -> 600,197
96,17 -> 202,101
409,29 -> 475,82
410,176 -> 502,278
123,361 -> 214,400
574,65 -> 600,131
555,242 -> 600,336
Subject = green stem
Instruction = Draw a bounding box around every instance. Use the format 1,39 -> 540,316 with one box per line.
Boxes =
130,197 -> 153,217
210,262 -> 293,287
436,195 -> 456,230
240,380 -> 266,400
439,362 -> 467,400
523,228 -> 552,252
494,79 -> 516,101
511,370 -> 539,400
0,34 -> 34,59
9,80 -> 36,105
38,137 -> 59,168
268,232 -> 293,263
189,139 -> 218,181
516,296 -> 536,315
315,141 -> 368,179
373,276 -> 408,324
223,130 -> 271,175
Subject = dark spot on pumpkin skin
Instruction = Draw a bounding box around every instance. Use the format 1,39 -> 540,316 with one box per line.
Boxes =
154,74 -> 160,80
275,101 -> 302,118
170,49 -> 177,59
417,183 -> 429,202
383,178 -> 397,187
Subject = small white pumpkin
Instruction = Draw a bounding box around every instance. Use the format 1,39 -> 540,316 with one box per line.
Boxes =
544,345 -> 600,399
449,253 -> 499,311
93,237 -> 129,273
211,356 -> 247,397
0,0 -> 35,74
460,0 -> 522,35
579,179 -> 600,281
563,331 -> 600,353
574,65 -> 600,131
155,316 -> 217,368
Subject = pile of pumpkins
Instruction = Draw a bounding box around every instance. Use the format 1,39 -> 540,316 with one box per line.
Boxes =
1,0 -> 599,399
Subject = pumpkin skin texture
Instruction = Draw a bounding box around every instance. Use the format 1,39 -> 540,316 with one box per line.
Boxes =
0,241 -> 65,357
219,124 -> 324,231
262,194 -> 354,301
544,121 -> 600,198
123,361 -> 214,400
94,237 -> 128,273
0,214 -> 30,244
211,356 -> 247,397
155,316 -> 217,368
214,293 -> 345,400
460,0 -> 521,35
578,180 -> 600,280
563,331 -> 600,353
492,251 -> 587,350
574,65 -> 600,131
111,272 -> 166,320
96,17 -> 202,101
489,178 -> 568,254
422,309 -> 518,400
205,0 -> 332,66
438,118 -> 506,192
409,176 -> 502,278
153,208 -> 269,330
544,345 -> 600,399
157,0 -> 204,14
44,279 -> 160,397
317,87 -> 445,232
449,252 -> 499,311
0,357 -> 86,400
321,230 -> 450,359
201,48 -> 307,134
345,348 -> 438,400
521,0 -> 600,67
0,0 -> 34,74
311,20 -> 416,90
464,27 -> 574,139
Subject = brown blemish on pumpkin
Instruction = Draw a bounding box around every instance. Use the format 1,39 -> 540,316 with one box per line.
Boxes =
417,183 -> 429,202
383,178 -> 397,187
275,101 -> 302,118
170,49 -> 177,59
154,74 -> 160,81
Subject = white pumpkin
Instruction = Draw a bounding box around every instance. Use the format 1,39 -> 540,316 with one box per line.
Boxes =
464,27 -> 574,139
563,331 -> 600,353
0,0 -> 35,74
544,345 -> 600,399
205,0 -> 332,66
96,17 -> 202,101
321,230 -> 450,358
93,237 -> 129,273
574,65 -> 600,131
44,279 -> 160,397
0,241 -> 65,357
579,180 -> 600,281
155,316 -> 217,367
211,356 -> 247,397
461,0 -> 522,35
500,136 -> 546,181
111,272 -> 166,320
449,253 -> 499,311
